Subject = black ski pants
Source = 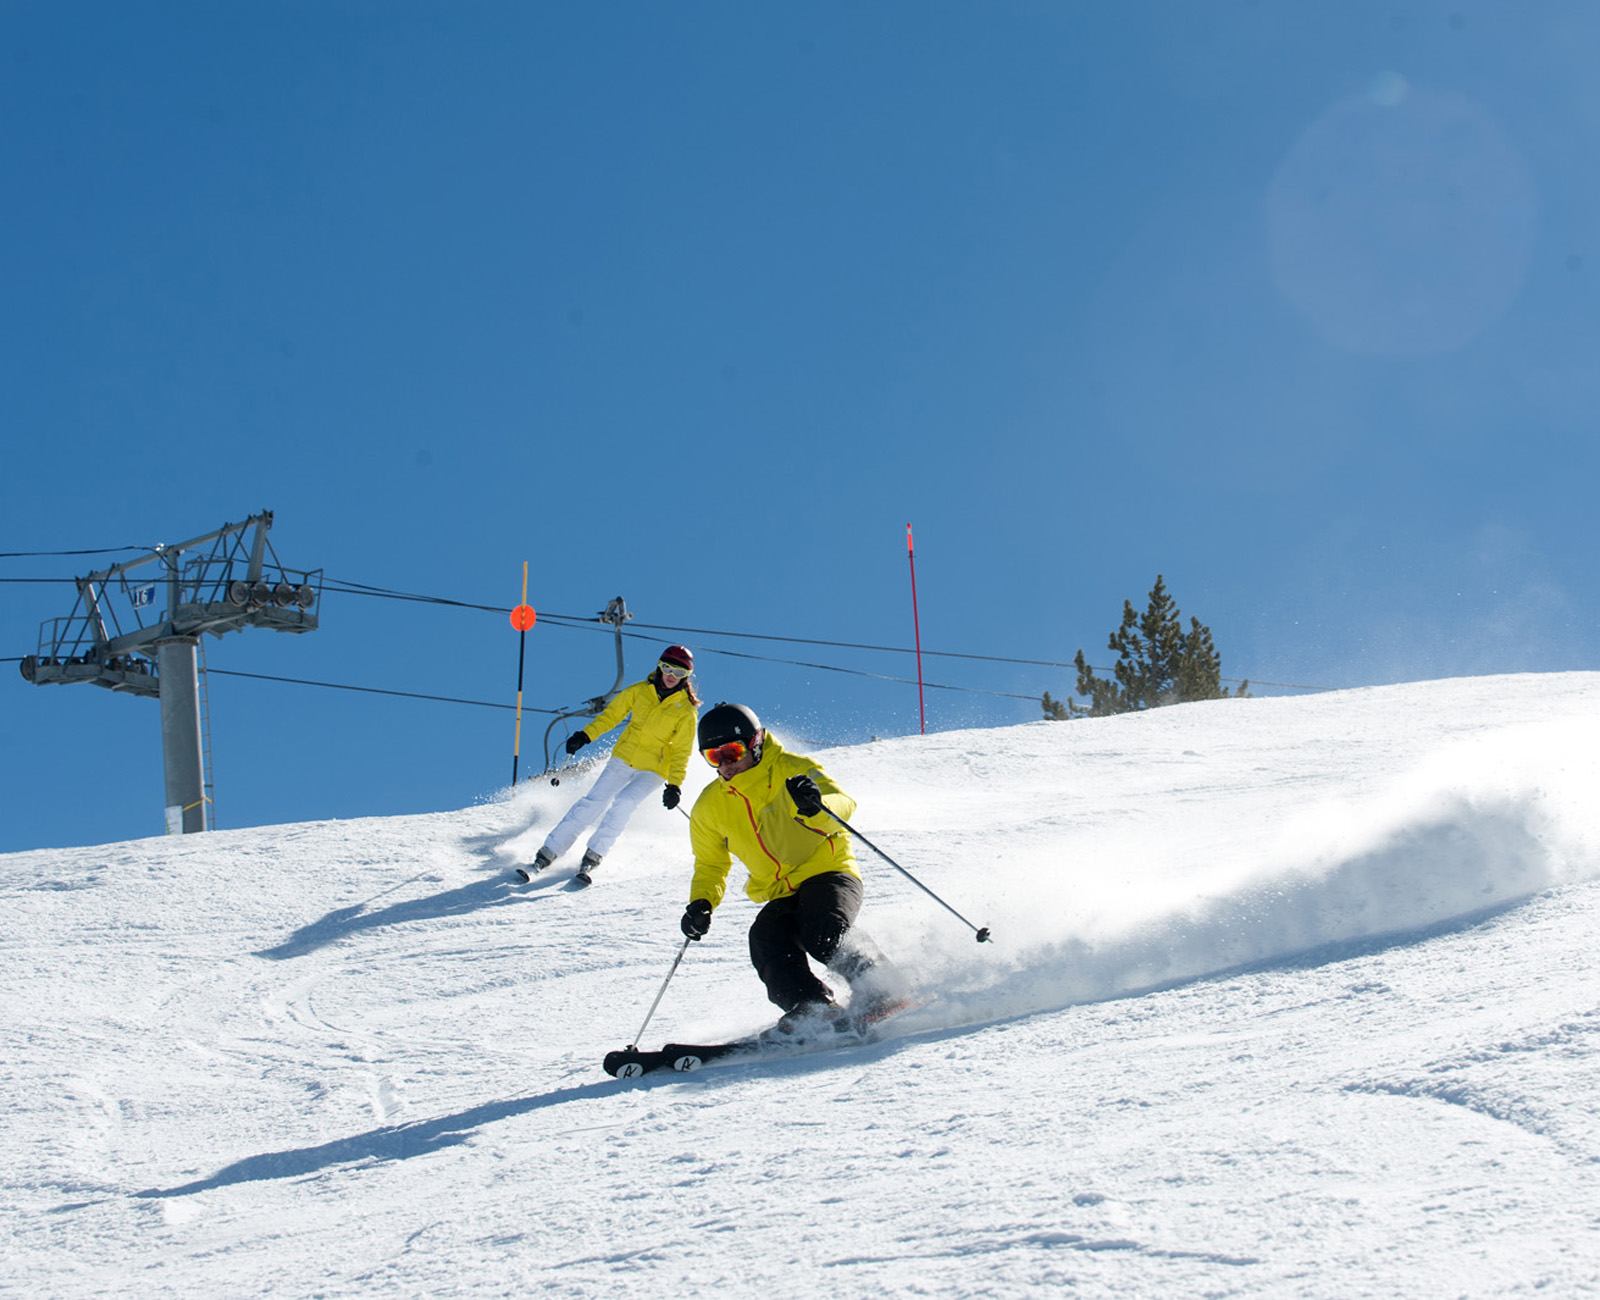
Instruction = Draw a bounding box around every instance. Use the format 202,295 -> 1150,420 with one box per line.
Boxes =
748,872 -> 884,1012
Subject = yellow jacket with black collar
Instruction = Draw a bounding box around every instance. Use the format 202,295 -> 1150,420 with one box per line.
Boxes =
582,678 -> 697,786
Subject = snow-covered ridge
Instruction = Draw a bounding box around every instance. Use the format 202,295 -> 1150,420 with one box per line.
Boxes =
7,672 -> 1600,1297
811,674 -> 1599,1030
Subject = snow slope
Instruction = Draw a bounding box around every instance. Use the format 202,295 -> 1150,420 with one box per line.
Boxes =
6,673 -> 1600,1298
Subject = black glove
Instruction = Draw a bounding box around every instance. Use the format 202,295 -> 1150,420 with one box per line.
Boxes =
786,774 -> 824,817
680,899 -> 712,940
565,731 -> 590,756
663,784 -> 681,810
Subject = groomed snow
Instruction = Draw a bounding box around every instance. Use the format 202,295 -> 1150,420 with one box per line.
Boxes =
6,672 -> 1600,1297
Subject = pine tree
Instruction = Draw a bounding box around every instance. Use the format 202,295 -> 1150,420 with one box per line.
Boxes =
1070,575 -> 1249,717
1040,690 -> 1070,720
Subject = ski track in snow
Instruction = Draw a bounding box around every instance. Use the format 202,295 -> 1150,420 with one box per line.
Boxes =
5,672 -> 1600,1297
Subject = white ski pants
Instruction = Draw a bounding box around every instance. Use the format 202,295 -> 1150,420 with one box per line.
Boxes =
540,755 -> 663,861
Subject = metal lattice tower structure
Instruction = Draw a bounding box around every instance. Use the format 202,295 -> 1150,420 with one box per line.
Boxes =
19,510 -> 321,833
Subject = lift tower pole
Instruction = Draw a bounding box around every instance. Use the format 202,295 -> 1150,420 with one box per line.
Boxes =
20,510 -> 322,835
156,634 -> 206,831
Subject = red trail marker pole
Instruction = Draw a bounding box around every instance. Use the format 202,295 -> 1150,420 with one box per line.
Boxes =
509,563 -> 537,784
907,523 -> 926,735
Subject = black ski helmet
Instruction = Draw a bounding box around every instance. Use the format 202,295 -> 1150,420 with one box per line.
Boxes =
698,702 -> 762,756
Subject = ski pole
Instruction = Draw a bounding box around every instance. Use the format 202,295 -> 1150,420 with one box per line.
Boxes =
822,809 -> 992,944
629,936 -> 692,1049
620,806 -> 697,1047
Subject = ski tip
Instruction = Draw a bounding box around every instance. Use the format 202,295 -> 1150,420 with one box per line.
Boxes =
602,1048 -> 643,1078
852,994 -> 922,1036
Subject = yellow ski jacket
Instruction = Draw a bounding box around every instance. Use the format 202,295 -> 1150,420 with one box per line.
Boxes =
582,679 -> 698,786
687,733 -> 859,908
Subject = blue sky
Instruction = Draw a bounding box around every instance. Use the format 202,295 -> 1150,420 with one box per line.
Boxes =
4,1 -> 1597,853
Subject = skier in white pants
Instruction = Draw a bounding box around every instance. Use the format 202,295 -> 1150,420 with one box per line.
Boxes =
517,645 -> 699,886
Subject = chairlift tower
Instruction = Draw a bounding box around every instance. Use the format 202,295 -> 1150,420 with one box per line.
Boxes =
19,510 -> 321,834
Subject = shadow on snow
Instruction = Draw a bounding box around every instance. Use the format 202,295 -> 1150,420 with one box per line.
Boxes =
254,872 -> 562,961
131,1036 -> 922,1201
128,894 -> 1550,1205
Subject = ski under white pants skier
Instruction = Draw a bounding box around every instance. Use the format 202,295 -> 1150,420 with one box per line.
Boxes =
540,755 -> 662,862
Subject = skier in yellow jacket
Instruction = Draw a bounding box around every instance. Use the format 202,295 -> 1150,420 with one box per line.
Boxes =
679,701 -> 904,1031
518,645 -> 699,886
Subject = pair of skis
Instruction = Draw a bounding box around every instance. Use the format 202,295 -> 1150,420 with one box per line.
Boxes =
603,1039 -> 753,1077
603,998 -> 916,1079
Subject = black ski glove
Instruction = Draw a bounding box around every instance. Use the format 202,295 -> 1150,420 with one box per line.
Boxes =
565,731 -> 590,756
681,899 -> 712,940
786,774 -> 824,817
663,784 -> 681,810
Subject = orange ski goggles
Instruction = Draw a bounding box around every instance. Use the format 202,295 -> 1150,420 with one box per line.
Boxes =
702,740 -> 749,767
